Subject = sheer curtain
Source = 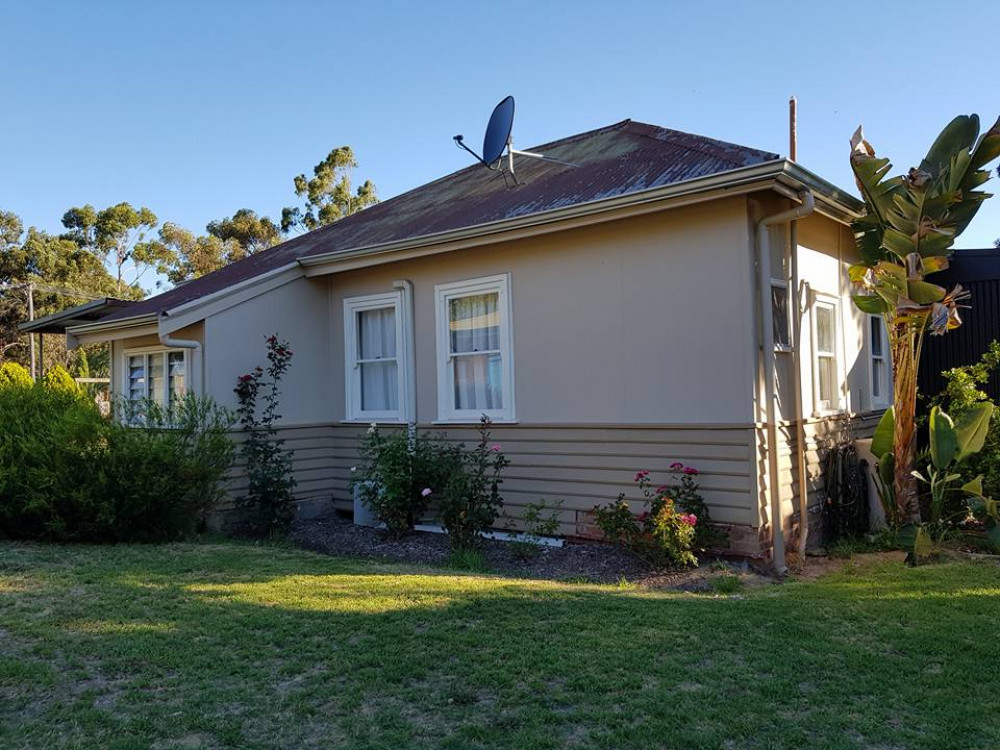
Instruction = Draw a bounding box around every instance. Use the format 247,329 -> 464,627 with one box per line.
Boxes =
358,307 -> 398,411
449,292 -> 502,411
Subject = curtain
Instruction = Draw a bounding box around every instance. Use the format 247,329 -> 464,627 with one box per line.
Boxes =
449,293 -> 502,410
358,307 -> 398,411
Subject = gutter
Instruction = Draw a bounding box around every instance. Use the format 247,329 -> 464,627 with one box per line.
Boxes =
300,160 -> 861,272
757,190 -> 815,575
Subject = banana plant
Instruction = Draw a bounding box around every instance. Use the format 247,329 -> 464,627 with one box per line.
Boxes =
908,403 -> 995,558
849,114 -> 1000,525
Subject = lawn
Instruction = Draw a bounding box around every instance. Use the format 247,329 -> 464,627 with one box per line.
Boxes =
1,543 -> 998,750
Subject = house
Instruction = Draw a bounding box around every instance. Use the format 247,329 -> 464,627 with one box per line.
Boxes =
58,119 -> 888,568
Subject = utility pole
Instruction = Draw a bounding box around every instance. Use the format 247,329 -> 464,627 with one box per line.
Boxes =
27,282 -> 36,379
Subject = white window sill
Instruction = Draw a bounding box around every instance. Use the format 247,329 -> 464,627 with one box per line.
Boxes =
340,418 -> 409,425
433,418 -> 520,426
812,407 -> 846,419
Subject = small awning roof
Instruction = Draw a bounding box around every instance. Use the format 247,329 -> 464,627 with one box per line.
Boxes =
18,298 -> 137,334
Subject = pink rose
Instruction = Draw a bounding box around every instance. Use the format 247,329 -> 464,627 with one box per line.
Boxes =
682,514 -> 697,526
669,462 -> 684,471
634,470 -> 650,482
656,485 -> 669,495
683,467 -> 699,476
491,445 -> 501,452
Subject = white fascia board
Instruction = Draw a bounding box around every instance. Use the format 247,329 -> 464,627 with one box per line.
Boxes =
159,262 -> 303,333
299,160 -> 862,277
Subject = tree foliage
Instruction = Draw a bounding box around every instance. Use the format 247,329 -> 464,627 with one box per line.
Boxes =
848,114 -> 1000,526
281,146 -> 378,233
62,202 -> 167,292
207,209 -> 281,255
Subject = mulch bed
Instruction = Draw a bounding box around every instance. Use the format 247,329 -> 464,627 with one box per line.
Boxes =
290,514 -> 768,590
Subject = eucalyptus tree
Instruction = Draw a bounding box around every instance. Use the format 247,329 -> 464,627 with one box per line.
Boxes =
207,208 -> 281,255
62,202 -> 168,293
281,146 -> 378,233
849,115 -> 1000,525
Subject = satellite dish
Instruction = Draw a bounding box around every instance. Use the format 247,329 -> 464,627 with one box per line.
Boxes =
482,96 -> 515,166
453,95 -> 578,182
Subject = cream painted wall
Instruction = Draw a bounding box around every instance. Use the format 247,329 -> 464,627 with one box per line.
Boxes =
202,276 -> 335,424
326,199 -> 757,425
795,215 -> 885,419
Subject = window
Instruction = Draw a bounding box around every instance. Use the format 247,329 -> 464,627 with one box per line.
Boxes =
869,314 -> 889,407
771,281 -> 791,349
435,274 -> 514,422
811,297 -> 841,413
344,292 -> 407,421
125,348 -> 188,410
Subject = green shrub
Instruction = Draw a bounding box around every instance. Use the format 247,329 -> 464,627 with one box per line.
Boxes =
439,417 -> 510,551
0,386 -> 234,542
233,335 -> 297,536
503,499 -> 562,560
352,426 -> 461,537
0,362 -> 32,388
104,397 -> 236,541
41,365 -> 83,397
593,469 -> 706,567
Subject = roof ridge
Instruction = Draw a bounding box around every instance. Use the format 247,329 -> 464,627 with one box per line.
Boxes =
623,120 -> 779,163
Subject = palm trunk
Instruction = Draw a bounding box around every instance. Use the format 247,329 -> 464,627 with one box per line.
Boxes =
891,323 -> 920,524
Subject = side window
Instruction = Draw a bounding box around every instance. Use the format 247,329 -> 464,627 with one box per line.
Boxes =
869,315 -> 889,407
812,298 -> 841,413
344,292 -> 406,422
435,274 -> 514,422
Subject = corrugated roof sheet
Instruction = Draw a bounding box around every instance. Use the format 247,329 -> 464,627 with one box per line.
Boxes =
100,119 -> 779,323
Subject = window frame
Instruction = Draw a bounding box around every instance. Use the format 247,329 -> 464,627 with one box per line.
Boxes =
122,346 -> 190,411
868,313 -> 890,410
770,279 -> 792,352
343,291 -> 408,423
810,293 -> 843,415
434,273 -> 515,424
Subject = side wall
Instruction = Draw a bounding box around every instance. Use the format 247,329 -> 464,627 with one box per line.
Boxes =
751,208 -> 889,553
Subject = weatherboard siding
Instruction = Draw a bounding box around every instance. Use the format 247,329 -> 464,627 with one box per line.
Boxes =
216,422 -> 758,539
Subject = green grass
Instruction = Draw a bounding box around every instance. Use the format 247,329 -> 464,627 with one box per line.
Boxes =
1,543 -> 999,749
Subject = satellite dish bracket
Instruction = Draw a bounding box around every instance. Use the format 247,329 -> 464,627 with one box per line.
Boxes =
454,96 -> 579,182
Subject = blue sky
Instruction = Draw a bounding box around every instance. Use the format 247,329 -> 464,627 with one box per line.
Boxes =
3,0 -> 998,285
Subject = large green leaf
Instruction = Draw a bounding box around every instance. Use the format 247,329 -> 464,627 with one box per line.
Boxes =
961,475 -> 985,499
852,295 -> 890,314
871,407 -> 895,458
954,402 -> 994,461
906,280 -> 946,305
929,407 -> 957,470
970,116 -> 1000,171
920,115 -> 980,177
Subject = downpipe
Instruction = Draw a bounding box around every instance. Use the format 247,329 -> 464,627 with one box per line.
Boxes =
158,313 -> 202,393
757,191 -> 815,575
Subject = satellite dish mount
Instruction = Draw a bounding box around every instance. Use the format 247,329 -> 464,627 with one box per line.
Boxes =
454,95 -> 577,183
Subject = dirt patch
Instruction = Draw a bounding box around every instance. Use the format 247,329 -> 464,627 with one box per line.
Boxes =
291,515 -> 773,590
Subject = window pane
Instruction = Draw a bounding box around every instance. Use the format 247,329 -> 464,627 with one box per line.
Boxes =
816,305 -> 835,352
360,361 -> 398,411
168,351 -> 186,406
453,353 -> 503,411
819,355 -> 837,406
358,307 -> 396,360
128,355 -> 146,402
148,353 -> 166,407
771,284 -> 790,347
872,359 -> 883,399
870,316 -> 883,356
449,293 -> 500,354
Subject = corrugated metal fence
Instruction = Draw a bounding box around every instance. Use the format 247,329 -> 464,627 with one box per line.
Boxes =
918,249 -> 1000,406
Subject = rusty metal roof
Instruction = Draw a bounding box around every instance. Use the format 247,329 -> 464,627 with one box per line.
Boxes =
99,120 -> 779,323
